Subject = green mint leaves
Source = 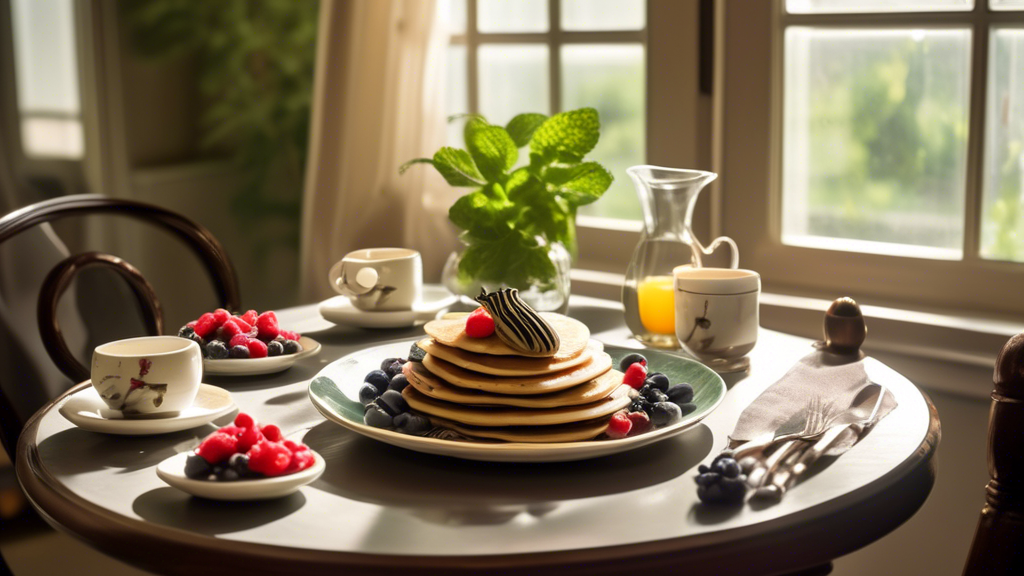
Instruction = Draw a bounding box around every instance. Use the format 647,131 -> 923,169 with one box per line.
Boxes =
401,108 -> 612,290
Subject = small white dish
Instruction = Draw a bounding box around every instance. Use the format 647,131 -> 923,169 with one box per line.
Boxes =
203,336 -> 322,376
156,450 -> 325,500
319,284 -> 457,329
59,383 -> 235,435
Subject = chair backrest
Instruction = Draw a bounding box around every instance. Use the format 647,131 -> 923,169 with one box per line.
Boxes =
963,333 -> 1024,575
0,194 -> 240,460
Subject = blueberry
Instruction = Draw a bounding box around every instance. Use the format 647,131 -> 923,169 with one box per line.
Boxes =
631,397 -> 652,416
205,340 -> 229,360
408,343 -> 427,362
711,456 -> 741,479
228,454 -> 252,477
364,404 -> 393,428
388,374 -> 410,393
217,467 -> 240,481
184,453 -> 211,479
380,357 -> 402,373
695,472 -> 721,487
619,353 -> 648,372
642,387 -> 669,404
229,345 -> 250,359
267,340 -> 284,357
379,390 -> 408,414
394,412 -> 432,435
384,360 -> 406,379
178,325 -> 196,339
666,383 -> 694,405
645,373 -> 670,392
365,369 -> 390,390
282,340 -> 301,354
718,476 -> 749,503
358,383 -> 380,405
650,402 -> 682,427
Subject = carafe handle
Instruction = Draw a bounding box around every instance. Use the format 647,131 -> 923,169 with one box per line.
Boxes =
691,235 -> 740,269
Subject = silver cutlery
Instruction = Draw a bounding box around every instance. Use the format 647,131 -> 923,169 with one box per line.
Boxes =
732,396 -> 838,474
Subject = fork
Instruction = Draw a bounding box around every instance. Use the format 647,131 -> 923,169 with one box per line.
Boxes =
732,396 -> 838,473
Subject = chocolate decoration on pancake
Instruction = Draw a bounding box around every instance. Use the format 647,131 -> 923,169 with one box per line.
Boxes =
476,288 -> 560,356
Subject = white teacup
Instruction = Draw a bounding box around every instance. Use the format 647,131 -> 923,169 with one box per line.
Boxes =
328,248 -> 423,312
91,336 -> 202,417
674,267 -> 760,373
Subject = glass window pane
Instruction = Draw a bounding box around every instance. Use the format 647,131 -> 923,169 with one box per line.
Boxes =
562,45 -> 645,220
991,0 -> 1024,10
445,45 -> 468,146
561,0 -> 645,31
782,28 -> 971,259
21,116 -> 84,159
439,0 -> 467,35
478,44 -> 550,125
478,0 -> 548,33
981,29 -> 1024,262
10,0 -> 80,114
787,0 -> 972,13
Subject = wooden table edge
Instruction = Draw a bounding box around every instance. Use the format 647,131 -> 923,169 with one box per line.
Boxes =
16,381 -> 940,576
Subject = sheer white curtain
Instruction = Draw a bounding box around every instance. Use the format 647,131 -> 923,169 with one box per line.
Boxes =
300,0 -> 459,303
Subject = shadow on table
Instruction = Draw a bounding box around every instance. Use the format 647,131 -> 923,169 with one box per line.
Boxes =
36,428 -> 199,476
301,420 -> 713,526
132,487 -> 306,535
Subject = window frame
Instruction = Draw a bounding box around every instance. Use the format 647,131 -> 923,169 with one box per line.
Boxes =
720,0 -> 1024,319
447,0 -> 709,279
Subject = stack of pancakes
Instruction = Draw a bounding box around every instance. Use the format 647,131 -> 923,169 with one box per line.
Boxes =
401,313 -> 632,442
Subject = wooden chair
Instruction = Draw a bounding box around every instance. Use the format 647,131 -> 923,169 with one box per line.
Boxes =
0,194 -> 240,460
963,333 -> 1024,575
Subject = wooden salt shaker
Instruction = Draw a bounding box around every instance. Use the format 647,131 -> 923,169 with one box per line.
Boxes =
823,297 -> 866,356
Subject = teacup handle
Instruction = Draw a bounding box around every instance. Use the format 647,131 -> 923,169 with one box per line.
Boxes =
336,264 -> 379,297
692,235 -> 740,269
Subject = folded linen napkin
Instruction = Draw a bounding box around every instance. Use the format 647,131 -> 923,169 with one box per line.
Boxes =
729,350 -> 898,457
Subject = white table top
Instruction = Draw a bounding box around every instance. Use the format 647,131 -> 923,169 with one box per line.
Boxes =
16,296 -> 938,575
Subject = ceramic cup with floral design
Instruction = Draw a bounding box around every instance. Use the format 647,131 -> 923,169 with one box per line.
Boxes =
91,336 -> 202,417
328,248 -> 423,312
674,267 -> 760,373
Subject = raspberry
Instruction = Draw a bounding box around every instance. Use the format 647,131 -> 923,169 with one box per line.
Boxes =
247,440 -> 292,476
255,311 -> 280,341
606,412 -> 632,439
287,449 -> 315,473
237,425 -> 263,452
246,339 -> 268,358
260,424 -> 282,442
234,413 -> 255,429
239,309 -> 258,326
232,315 -> 253,333
229,334 -> 250,349
465,307 -> 495,338
196,432 -> 238,464
193,313 -> 218,338
626,411 -> 652,435
280,329 -> 301,341
213,308 -> 231,326
283,439 -> 308,453
622,362 -> 648,389
219,318 -> 244,340
217,425 -> 242,437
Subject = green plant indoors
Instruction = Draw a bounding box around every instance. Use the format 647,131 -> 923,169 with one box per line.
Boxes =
401,108 -> 613,291
121,0 -> 318,253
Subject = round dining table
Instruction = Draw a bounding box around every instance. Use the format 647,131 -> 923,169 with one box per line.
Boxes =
16,296 -> 939,576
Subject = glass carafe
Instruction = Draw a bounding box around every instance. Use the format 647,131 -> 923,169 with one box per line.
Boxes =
622,165 -> 739,348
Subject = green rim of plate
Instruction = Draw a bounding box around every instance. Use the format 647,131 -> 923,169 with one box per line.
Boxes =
308,341 -> 725,444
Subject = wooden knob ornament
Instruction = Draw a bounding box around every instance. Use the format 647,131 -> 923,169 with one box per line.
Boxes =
823,297 -> 866,356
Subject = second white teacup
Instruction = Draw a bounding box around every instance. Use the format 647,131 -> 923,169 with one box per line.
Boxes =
91,336 -> 202,417
674,267 -> 760,373
328,248 -> 423,312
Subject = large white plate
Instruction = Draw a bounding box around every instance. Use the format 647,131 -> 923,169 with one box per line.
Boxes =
308,340 -> 726,463
318,284 -> 457,329
203,336 -> 321,376
59,383 -> 235,435
156,450 -> 325,500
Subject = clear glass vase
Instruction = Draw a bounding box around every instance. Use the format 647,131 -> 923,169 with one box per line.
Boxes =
622,165 -> 739,348
442,241 -> 571,314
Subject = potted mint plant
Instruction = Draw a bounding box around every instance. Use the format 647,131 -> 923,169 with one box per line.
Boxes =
400,108 -> 612,311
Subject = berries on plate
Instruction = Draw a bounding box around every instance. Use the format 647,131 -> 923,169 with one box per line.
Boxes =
360,357 -> 433,435
602,353 -> 702,440
185,413 -> 314,481
465,307 -> 496,338
618,353 -> 647,372
622,362 -> 648,389
606,412 -> 632,439
176,308 -> 303,360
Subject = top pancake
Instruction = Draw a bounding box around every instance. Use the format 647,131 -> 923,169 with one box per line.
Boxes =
422,351 -> 613,395
424,312 -> 590,359
417,338 -> 601,377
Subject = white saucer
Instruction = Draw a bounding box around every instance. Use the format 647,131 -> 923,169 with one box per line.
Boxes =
203,336 -> 322,376
156,450 -> 325,500
319,284 -> 457,329
59,383 -> 235,435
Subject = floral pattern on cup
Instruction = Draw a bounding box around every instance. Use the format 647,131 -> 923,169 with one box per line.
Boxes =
95,358 -> 170,415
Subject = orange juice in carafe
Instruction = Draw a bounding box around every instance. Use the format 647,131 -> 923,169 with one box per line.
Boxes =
637,275 -> 676,335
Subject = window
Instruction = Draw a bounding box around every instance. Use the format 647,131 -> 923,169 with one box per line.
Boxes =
441,0 -> 647,220
720,1 -> 1024,317
8,0 -> 83,159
